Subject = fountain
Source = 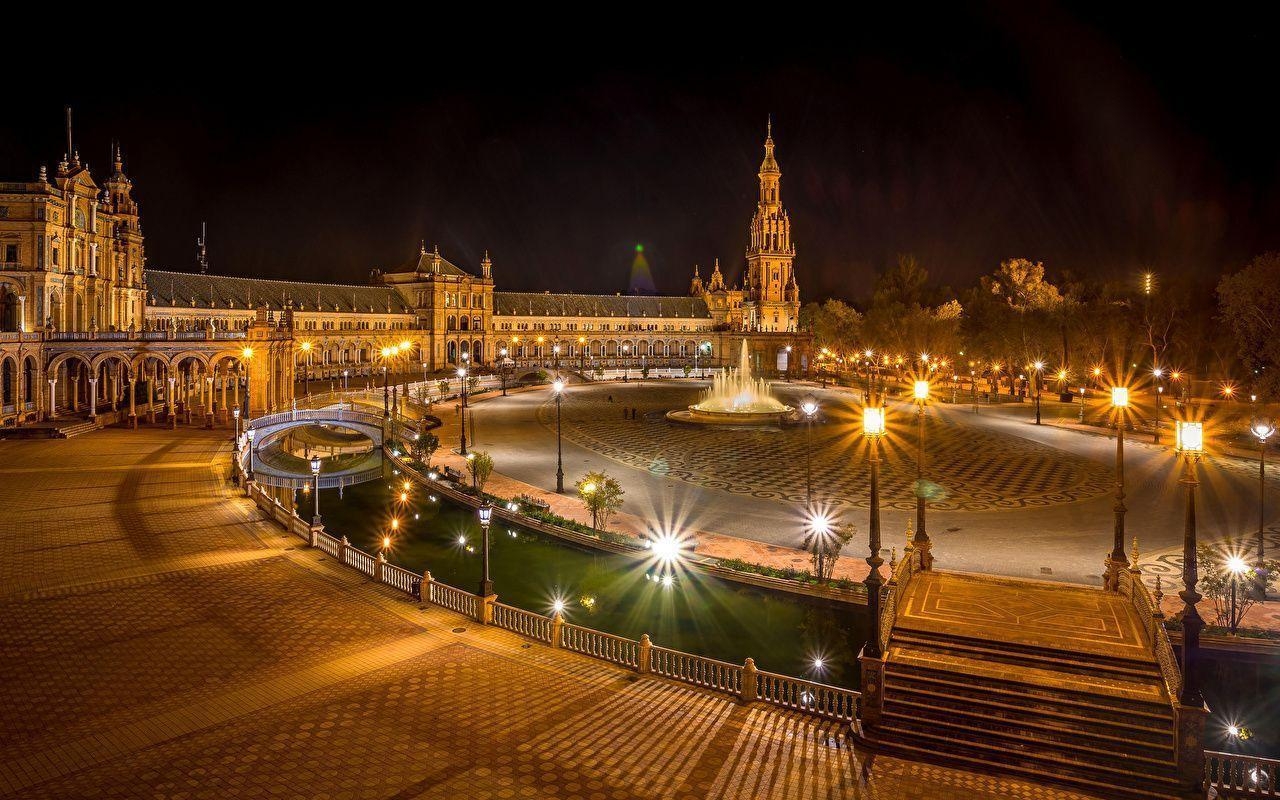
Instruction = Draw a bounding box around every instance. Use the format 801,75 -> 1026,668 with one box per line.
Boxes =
666,340 -> 792,425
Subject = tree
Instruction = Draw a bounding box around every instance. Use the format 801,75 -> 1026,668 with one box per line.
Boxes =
803,520 -> 856,582
1196,544 -> 1279,632
436,379 -> 450,398
576,471 -> 624,530
803,299 -> 863,353
640,364 -> 651,379
466,450 -> 493,494
466,375 -> 480,393
412,428 -> 439,468
682,363 -> 692,377
1218,253 -> 1280,400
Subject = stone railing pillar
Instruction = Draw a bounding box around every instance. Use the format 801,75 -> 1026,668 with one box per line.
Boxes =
340,536 -> 350,567
1173,702 -> 1208,796
740,657 -> 758,703
859,648 -> 886,726
638,634 -> 652,673
309,522 -> 323,548
550,610 -> 564,647
423,570 -> 433,604
476,592 -> 496,625
376,552 -> 385,583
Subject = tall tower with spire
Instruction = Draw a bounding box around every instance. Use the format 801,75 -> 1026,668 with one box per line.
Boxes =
743,117 -> 799,332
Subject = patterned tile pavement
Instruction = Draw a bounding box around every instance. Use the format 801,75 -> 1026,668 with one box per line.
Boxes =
536,385 -> 1112,512
0,426 -> 1102,799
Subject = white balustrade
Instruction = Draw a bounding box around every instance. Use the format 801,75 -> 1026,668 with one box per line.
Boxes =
429,581 -> 477,617
381,563 -> 419,595
316,531 -> 342,559
346,546 -> 377,577
755,670 -> 859,723
560,623 -> 638,667
1205,751 -> 1279,797
492,603 -> 553,643
648,646 -> 741,694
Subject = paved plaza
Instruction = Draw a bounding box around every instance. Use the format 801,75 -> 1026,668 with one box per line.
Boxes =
0,426 -> 1104,799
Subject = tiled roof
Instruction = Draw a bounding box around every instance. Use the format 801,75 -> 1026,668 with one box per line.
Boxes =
144,270 -> 414,314
384,247 -> 471,278
494,292 -> 710,319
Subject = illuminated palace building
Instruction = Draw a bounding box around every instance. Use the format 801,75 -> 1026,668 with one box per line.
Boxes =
0,124 -> 808,427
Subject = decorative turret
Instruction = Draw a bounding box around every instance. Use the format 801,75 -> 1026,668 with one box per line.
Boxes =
481,250 -> 492,280
689,264 -> 704,295
743,117 -> 799,332
708,258 -> 726,292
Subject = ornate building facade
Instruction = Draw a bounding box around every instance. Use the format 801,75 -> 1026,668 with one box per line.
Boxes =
0,124 -> 810,428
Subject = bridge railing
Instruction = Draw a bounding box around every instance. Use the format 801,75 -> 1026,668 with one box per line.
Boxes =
1119,567 -> 1182,702
878,541 -> 922,654
1205,751 -> 1279,797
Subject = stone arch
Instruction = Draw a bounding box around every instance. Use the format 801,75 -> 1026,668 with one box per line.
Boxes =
447,341 -> 457,364
0,278 -> 24,332
1,355 -> 16,407
46,350 -> 94,376
21,355 -> 36,403
472,339 -> 483,362
460,316 -> 470,331
48,290 -> 63,330
447,315 -> 457,332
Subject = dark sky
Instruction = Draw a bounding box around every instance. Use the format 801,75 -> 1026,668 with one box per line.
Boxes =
3,6 -> 1278,303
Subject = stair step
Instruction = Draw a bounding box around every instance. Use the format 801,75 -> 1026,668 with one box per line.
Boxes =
880,707 -> 1173,767
868,728 -> 1183,800
883,684 -> 1174,746
884,664 -> 1171,724
892,629 -> 1161,680
887,646 -> 1169,710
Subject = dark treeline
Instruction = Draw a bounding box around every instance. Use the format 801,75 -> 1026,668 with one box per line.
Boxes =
801,253 -> 1280,400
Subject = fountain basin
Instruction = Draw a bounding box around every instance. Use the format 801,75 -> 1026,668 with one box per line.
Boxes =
666,405 -> 794,426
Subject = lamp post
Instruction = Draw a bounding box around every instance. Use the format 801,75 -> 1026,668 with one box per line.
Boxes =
245,428 -> 256,482
233,406 -> 241,443
1032,361 -> 1044,425
240,348 -> 253,421
499,348 -> 509,396
477,500 -> 493,597
1078,386 -> 1086,423
863,405 -> 887,658
1251,417 -> 1275,598
380,346 -> 391,416
582,480 -> 598,529
310,454 -> 322,525
458,366 -> 468,456
1106,387 -> 1130,591
785,344 -> 793,381
800,395 -> 818,509
553,344 -> 561,374
1153,367 -> 1164,444
622,344 -> 630,380
912,379 -> 932,567
300,341 -> 312,398
342,369 -> 348,393
1227,556 -> 1248,635
553,378 -> 565,493
1174,420 -> 1204,707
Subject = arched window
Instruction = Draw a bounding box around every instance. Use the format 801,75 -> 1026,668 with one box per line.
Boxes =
471,316 -> 481,331
460,316 -> 470,331
447,315 -> 457,331
447,341 -> 457,364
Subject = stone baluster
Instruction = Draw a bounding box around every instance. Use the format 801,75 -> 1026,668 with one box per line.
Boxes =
740,658 -> 758,703
638,634 -> 652,674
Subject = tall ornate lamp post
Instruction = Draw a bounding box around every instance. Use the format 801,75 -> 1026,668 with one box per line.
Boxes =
477,500 -> 494,598
240,348 -> 254,421
1174,420 -> 1205,709
233,406 -> 241,443
457,366 -> 468,456
912,379 -> 933,568
800,395 -> 818,509
622,344 -> 630,380
553,344 -> 561,374
1078,386 -> 1086,423
553,378 -> 565,492
380,346 -> 392,416
1032,360 -> 1044,425
863,405 -> 887,657
245,428 -> 256,482
310,454 -> 322,525
1105,387 -> 1130,591
499,348 -> 509,396
1251,417 -> 1275,598
1152,367 -> 1164,444
300,341 -> 312,398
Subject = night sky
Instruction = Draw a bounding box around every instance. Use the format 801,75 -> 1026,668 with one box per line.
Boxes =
3,7 -> 1278,303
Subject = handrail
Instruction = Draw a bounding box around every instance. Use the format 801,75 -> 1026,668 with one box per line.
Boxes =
429,580 -> 477,617
756,669 -> 860,723
1121,568 -> 1182,701
878,544 -> 921,653
560,623 -> 638,668
492,602 -> 553,643
1205,750 -> 1279,797
649,645 -> 741,693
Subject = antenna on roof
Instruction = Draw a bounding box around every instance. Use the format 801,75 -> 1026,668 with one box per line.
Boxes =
65,105 -> 73,160
197,222 -> 209,274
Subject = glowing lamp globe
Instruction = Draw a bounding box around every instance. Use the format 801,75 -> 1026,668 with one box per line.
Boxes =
309,455 -> 321,475
553,379 -> 565,393
1111,387 -> 1129,408
1175,421 -> 1203,454
863,406 -> 886,437
913,380 -> 930,401
477,501 -> 493,528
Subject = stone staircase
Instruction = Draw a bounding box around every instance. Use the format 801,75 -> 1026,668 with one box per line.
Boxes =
875,624 -> 1183,800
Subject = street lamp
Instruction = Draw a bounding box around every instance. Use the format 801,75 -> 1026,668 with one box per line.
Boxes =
1153,367 -> 1165,444
1174,419 -> 1205,708
233,406 -> 241,442
342,369 -> 348,392
863,405 -> 887,659
477,500 -> 493,598
623,344 -> 630,380
1078,386 -> 1086,423
800,395 -> 819,509
310,454 -> 322,525
1227,555 -> 1248,635
912,379 -> 932,567
582,480 -> 598,529
457,366 -> 468,456
245,428 -> 256,482
300,341 -> 312,398
1106,387 -> 1130,590
553,378 -> 565,492
1032,361 -> 1044,425
1251,417 -> 1275,597
499,347 -> 509,396
240,348 -> 254,421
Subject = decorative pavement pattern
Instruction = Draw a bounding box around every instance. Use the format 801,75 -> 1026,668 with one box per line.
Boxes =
0,426 -> 1107,800
540,385 -> 1112,512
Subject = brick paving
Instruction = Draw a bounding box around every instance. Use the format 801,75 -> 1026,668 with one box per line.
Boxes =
0,425 -> 1100,799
